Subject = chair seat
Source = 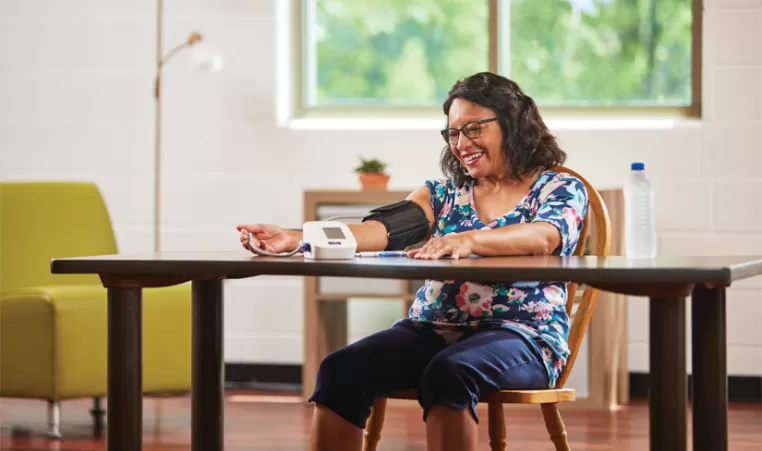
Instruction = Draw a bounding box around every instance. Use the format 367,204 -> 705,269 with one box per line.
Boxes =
385,388 -> 576,404
0,283 -> 191,399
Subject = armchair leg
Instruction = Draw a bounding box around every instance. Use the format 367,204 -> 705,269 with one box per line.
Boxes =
46,400 -> 61,439
362,397 -> 387,451
153,397 -> 163,434
541,403 -> 571,451
90,397 -> 106,434
487,400 -> 507,451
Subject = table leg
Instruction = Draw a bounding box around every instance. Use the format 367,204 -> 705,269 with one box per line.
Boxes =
107,287 -> 143,451
192,280 -> 225,451
649,297 -> 687,451
691,286 -> 727,451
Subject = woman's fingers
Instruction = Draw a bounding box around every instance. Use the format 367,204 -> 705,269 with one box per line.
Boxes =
238,224 -> 295,255
418,244 -> 434,259
241,230 -> 269,253
450,246 -> 461,259
432,244 -> 452,260
413,239 -> 452,260
412,245 -> 427,259
237,223 -> 264,234
407,237 -> 466,260
239,226 -> 260,252
240,231 -> 252,250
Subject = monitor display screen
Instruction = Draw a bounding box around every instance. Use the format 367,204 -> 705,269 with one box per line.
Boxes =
322,227 -> 345,239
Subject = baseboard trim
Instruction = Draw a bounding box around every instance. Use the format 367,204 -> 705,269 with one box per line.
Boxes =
224,364 -> 761,403
224,363 -> 302,392
629,372 -> 761,403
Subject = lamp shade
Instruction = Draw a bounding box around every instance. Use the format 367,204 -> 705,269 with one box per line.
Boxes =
192,42 -> 224,72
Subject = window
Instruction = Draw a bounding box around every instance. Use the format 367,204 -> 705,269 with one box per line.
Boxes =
295,0 -> 700,117
303,0 -> 490,109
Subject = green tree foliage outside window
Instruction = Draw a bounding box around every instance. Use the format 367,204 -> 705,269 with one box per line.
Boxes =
307,0 -> 693,108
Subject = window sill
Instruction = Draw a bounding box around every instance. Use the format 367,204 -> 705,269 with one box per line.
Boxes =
283,116 -> 703,131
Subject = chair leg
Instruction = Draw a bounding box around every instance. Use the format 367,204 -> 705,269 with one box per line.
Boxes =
541,403 -> 571,451
46,400 -> 61,439
487,400 -> 507,451
153,397 -> 164,435
362,397 -> 387,451
90,397 -> 106,433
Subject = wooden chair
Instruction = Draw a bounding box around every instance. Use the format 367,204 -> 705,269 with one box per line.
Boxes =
361,166 -> 612,451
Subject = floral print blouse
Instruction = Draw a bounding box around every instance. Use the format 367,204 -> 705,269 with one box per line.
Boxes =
398,169 -> 588,388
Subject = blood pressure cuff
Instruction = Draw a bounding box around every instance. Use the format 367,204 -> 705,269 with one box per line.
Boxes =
362,200 -> 430,250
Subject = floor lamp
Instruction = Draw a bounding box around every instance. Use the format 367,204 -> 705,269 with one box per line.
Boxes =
154,0 -> 223,253
150,0 -> 224,428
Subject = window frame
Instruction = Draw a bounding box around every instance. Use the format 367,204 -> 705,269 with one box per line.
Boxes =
287,0 -> 702,121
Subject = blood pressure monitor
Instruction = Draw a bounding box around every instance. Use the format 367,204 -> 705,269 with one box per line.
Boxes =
302,221 -> 357,260
246,200 -> 427,259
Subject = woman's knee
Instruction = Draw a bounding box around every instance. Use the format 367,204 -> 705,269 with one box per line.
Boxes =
417,347 -> 546,421
309,348 -> 373,429
313,347 -> 364,393
418,354 -> 479,420
420,353 -> 474,393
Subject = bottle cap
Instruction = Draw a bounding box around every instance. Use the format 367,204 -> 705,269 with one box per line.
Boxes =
631,162 -> 645,171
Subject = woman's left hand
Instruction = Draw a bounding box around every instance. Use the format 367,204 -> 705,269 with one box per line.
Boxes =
408,233 -> 474,260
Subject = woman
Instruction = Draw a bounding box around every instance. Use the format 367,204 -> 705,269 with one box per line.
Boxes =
237,72 -> 588,451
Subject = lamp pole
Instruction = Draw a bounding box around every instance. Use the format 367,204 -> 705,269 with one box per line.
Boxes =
154,0 -> 163,253
153,0 -> 203,253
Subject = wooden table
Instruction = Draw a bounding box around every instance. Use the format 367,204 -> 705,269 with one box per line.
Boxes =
50,252 -> 762,451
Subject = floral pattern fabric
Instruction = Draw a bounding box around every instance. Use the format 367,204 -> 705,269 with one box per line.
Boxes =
399,170 -> 588,388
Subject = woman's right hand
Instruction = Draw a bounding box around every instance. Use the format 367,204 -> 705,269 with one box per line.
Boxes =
236,223 -> 298,254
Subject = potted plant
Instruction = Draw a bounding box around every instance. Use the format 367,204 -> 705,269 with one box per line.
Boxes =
355,156 -> 390,190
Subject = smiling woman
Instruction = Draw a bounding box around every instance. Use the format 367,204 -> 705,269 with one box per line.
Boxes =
239,71 -> 589,451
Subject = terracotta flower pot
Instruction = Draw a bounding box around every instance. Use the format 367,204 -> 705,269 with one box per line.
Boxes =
358,172 -> 390,190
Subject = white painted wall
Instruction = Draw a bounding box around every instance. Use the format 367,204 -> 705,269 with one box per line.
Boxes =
1,0 -> 760,376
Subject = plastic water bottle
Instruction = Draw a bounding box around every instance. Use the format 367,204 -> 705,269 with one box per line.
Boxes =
624,162 -> 657,258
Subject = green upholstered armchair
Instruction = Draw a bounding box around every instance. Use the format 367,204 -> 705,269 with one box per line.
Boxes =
0,181 -> 192,438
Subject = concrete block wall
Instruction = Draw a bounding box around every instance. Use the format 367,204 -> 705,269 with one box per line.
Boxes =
1,0 -> 760,374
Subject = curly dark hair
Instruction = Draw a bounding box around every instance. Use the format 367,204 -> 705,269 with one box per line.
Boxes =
441,72 -> 565,186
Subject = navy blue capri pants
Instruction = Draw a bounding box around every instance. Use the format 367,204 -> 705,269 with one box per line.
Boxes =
308,321 -> 549,429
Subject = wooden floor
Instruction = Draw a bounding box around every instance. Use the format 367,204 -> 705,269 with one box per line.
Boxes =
1,391 -> 760,450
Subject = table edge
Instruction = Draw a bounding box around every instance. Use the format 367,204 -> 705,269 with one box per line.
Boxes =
49,258 -> 745,285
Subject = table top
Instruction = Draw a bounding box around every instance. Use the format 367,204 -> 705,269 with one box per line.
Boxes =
49,251 -> 762,285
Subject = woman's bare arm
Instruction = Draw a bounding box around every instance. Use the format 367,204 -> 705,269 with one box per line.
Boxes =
463,222 -> 562,256
287,185 -> 436,253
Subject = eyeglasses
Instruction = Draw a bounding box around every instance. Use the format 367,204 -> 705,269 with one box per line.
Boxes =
441,117 -> 498,145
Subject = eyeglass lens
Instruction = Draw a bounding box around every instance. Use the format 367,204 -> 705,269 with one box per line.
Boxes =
445,122 -> 482,144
